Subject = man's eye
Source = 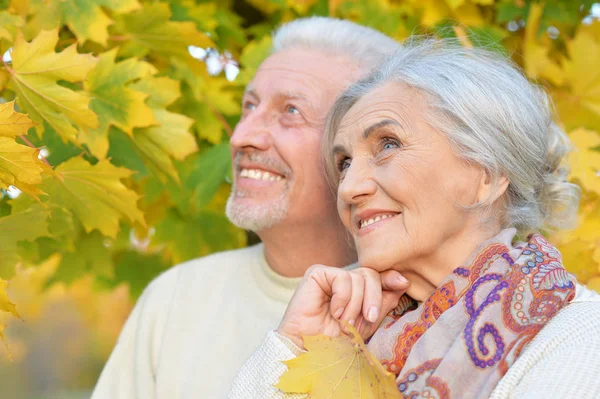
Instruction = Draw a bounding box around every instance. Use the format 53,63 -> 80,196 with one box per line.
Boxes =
286,105 -> 300,115
243,102 -> 256,111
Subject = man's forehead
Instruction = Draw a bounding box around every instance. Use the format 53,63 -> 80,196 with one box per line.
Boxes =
244,85 -> 310,101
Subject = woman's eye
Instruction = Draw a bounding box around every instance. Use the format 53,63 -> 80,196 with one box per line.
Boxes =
244,102 -> 257,111
382,138 -> 401,150
337,158 -> 351,173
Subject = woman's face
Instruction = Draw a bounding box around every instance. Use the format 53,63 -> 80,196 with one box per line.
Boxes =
333,82 -> 487,272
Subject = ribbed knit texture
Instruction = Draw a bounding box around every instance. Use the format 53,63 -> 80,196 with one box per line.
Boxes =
229,285 -> 600,398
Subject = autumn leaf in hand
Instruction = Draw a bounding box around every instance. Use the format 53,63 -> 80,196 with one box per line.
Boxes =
277,324 -> 401,399
5,29 -> 98,143
0,101 -> 50,199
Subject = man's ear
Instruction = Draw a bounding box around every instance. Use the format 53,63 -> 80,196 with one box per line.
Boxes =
476,169 -> 509,205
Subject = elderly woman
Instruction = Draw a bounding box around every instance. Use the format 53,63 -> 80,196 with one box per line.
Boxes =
228,39 -> 600,399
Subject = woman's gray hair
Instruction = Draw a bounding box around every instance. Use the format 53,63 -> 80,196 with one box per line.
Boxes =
324,38 -> 581,234
272,17 -> 401,69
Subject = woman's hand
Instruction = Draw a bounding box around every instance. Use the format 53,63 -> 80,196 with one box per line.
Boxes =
276,265 -> 410,349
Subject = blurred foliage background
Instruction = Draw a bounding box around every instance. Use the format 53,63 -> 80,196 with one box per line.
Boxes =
0,0 -> 599,397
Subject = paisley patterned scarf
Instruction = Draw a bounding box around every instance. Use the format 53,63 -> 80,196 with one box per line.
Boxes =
366,229 -> 576,399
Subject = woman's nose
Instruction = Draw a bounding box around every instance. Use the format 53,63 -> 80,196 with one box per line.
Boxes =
338,160 -> 377,205
230,112 -> 275,151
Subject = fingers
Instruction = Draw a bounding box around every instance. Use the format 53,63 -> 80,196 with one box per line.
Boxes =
328,270 -> 353,319
356,268 -> 383,323
380,269 -> 410,292
338,272 -> 364,326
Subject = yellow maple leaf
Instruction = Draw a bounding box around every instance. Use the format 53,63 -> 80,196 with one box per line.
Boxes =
130,76 -> 197,182
6,29 -> 99,143
568,128 -> 600,195
0,137 -> 48,191
552,22 -> 600,131
0,101 -> 35,138
277,324 -> 401,399
82,49 -> 157,158
41,158 -> 145,238
522,2 -> 563,85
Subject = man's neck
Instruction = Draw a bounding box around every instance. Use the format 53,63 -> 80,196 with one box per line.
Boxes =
258,220 -> 357,278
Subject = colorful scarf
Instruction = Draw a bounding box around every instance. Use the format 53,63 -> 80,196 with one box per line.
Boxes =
367,229 -> 576,399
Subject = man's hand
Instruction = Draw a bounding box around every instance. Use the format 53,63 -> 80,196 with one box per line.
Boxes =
276,265 -> 410,349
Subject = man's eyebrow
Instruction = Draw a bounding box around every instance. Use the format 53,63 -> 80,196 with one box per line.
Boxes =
363,119 -> 402,139
243,88 -> 259,99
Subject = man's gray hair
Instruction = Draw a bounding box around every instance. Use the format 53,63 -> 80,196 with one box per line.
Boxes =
272,17 -> 401,69
324,38 -> 581,234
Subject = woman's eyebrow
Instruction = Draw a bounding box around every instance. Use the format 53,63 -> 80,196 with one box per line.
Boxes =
331,143 -> 347,156
363,119 -> 402,139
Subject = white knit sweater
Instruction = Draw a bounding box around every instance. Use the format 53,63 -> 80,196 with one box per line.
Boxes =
91,244 -> 303,399
229,285 -> 600,399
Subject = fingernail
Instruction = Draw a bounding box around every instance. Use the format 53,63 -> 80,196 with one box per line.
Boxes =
348,319 -> 355,326
397,274 -> 409,283
333,308 -> 344,319
367,306 -> 379,323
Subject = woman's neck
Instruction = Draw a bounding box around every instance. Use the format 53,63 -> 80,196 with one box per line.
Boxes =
401,225 -> 503,302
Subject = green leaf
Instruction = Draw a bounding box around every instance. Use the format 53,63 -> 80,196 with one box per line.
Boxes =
107,127 -> 149,179
112,3 -> 214,59
41,157 -> 145,238
0,204 -> 50,278
153,208 -> 245,264
110,250 -> 169,298
47,230 -> 114,286
185,143 -> 231,210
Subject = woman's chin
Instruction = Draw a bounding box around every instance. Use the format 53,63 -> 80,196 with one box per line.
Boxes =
357,251 -> 401,272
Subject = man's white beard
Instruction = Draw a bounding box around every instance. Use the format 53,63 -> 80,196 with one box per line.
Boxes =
225,187 -> 290,232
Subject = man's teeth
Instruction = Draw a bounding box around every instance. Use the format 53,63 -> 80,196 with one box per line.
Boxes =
240,169 -> 283,181
360,214 -> 396,229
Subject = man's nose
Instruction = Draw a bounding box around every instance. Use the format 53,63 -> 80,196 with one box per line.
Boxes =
230,111 -> 275,151
338,159 -> 377,205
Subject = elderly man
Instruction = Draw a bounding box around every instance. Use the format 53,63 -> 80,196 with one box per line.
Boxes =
91,17 -> 400,399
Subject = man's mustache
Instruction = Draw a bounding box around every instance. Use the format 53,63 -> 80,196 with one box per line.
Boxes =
233,152 -> 291,178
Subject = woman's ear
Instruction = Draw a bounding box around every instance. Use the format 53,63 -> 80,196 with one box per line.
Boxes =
476,169 -> 509,205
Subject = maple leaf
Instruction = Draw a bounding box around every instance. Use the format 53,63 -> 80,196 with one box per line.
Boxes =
112,3 -> 213,59
5,29 -> 99,143
0,204 -> 50,279
0,137 -> 49,197
41,158 -> 145,238
129,76 -> 197,182
277,324 -> 401,399
17,0 -> 141,45
82,49 -> 157,158
0,101 -> 49,198
552,22 -> 600,131
0,101 -> 35,138
569,128 -> 600,195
